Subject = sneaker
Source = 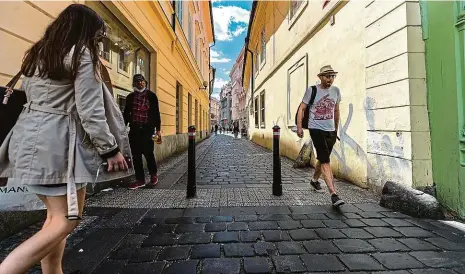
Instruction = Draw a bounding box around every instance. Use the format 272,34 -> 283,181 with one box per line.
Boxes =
310,180 -> 323,192
149,174 -> 159,186
128,180 -> 146,190
331,194 -> 345,207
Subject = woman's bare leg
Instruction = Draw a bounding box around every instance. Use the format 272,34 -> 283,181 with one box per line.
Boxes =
0,187 -> 86,274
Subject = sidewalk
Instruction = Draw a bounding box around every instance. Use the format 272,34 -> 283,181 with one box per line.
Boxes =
1,134 -> 465,273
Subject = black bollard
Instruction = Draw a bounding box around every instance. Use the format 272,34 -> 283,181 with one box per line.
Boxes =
272,125 -> 282,196
187,126 -> 197,198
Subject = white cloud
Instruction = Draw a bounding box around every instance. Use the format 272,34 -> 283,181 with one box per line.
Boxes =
213,5 -> 250,41
224,70 -> 230,75
214,78 -> 228,89
210,49 -> 231,63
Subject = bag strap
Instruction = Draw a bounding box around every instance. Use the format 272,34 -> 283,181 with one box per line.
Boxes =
100,64 -> 114,95
6,71 -> 22,89
309,85 -> 317,106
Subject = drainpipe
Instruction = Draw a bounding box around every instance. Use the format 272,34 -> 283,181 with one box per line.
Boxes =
244,42 -> 254,139
171,1 -> 176,32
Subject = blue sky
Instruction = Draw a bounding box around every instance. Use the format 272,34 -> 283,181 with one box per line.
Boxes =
211,0 -> 252,99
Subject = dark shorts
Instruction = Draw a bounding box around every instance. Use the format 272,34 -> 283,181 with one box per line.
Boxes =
309,129 -> 337,164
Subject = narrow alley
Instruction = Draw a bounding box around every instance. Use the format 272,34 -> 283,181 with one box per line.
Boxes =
2,135 -> 464,274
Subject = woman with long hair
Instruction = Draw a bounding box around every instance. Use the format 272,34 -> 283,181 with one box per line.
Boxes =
0,4 -> 133,274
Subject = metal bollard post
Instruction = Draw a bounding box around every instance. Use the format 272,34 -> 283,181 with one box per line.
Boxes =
187,126 -> 197,198
273,125 -> 282,196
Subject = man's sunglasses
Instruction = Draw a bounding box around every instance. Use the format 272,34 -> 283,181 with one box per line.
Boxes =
322,74 -> 337,79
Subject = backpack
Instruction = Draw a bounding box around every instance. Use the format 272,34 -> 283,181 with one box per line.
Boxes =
295,85 -> 317,129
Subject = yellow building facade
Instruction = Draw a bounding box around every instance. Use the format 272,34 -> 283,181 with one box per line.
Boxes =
242,0 -> 432,191
0,0 -> 214,161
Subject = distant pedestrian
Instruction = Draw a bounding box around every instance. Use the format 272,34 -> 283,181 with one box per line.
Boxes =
124,74 -> 162,190
215,124 -> 218,134
233,123 -> 239,138
296,65 -> 344,207
0,5 -> 132,274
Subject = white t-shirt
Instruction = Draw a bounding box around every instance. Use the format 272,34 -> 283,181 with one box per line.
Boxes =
302,85 -> 341,131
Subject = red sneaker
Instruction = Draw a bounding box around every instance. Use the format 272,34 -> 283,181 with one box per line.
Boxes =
128,180 -> 146,190
149,175 -> 159,186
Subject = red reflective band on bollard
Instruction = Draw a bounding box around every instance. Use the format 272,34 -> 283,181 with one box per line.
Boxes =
188,128 -> 196,139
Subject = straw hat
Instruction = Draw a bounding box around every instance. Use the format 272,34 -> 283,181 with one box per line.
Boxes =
317,65 -> 338,76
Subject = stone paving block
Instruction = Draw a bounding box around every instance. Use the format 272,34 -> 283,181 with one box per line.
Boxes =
205,223 -> 227,232
455,267 -> 465,274
393,227 -> 436,238
223,243 -> 255,257
234,215 -> 258,222
177,233 -> 212,245
343,212 -> 362,219
360,218 -> 390,227
109,245 -> 135,259
276,242 -> 307,255
338,254 -> 385,271
272,255 -> 306,273
175,224 -> 205,233
243,257 -> 271,274
184,207 -> 220,217
315,228 -> 347,239
409,251 -> 462,268
238,231 -> 260,242
325,212 -> 347,220
372,252 -> 424,270
333,239 -> 376,253
201,258 -> 241,274
301,254 -> 346,272
291,214 -> 309,220
303,240 -> 340,254
323,220 -> 349,228
343,219 -> 366,228
141,218 -> 166,225
410,269 -> 456,274
132,225 -> 154,235
289,229 -> 319,241
358,211 -> 386,218
148,208 -> 184,218
212,216 -> 233,222
398,238 -> 440,251
191,244 -> 221,259
254,242 -> 277,256
213,232 -> 239,243
248,221 -> 279,230
258,214 -> 292,221
151,224 -> 177,233
339,228 -> 375,239
195,217 -> 212,223
165,217 -> 196,224
368,238 -> 410,252
128,247 -> 161,263
364,227 -> 403,238
102,209 -> 149,228
278,220 -> 302,230
425,237 -> 465,251
163,260 -> 199,274
301,220 -> 326,228
354,203 -> 390,212
306,213 -> 330,220
381,211 -> 411,219
142,233 -> 177,248
92,259 -> 125,274
382,218 -> 414,227
262,230 -> 291,242
255,206 -> 291,215
227,222 -> 248,231
158,246 -> 191,261
220,207 -> 256,216
122,262 -> 166,274
290,205 -> 328,214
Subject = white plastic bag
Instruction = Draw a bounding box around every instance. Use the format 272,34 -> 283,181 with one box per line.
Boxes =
0,180 -> 45,211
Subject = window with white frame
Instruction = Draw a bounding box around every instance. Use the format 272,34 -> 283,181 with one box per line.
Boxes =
254,96 -> 259,128
188,13 -> 193,48
175,0 -> 183,27
260,28 -> 266,65
260,91 -> 265,127
290,1 -> 304,19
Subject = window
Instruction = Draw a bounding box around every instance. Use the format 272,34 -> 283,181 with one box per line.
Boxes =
195,38 -> 198,63
290,1 -> 303,19
136,57 -> 146,77
254,97 -> 259,128
118,48 -> 129,72
99,36 -> 111,62
260,28 -> 266,65
117,95 -> 126,112
188,94 -> 192,126
175,0 -> 183,27
254,47 -> 259,75
176,82 -> 183,134
200,105 -> 203,131
195,99 -> 198,129
188,13 -> 193,48
260,91 -> 265,127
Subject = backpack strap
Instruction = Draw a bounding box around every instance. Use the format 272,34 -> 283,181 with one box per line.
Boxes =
309,85 -> 317,106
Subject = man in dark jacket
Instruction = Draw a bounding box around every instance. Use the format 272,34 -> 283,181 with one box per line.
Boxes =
124,74 -> 161,190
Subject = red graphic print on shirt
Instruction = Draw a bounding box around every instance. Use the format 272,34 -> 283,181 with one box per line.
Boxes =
313,94 -> 335,120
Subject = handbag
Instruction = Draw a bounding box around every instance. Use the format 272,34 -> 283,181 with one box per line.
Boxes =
0,72 -> 27,145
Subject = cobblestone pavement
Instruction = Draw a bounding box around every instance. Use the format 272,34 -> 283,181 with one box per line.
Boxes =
2,134 -> 465,273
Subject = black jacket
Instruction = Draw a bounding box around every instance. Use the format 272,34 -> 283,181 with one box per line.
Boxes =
123,90 -> 161,131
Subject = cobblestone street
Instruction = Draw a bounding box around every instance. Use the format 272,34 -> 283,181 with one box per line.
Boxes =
2,134 -> 465,273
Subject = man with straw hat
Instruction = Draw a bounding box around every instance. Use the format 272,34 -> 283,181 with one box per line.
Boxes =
296,65 -> 345,207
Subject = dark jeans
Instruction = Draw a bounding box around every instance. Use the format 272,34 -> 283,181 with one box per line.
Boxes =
129,125 -> 157,181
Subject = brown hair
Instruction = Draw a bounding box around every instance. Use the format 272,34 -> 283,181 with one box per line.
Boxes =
21,4 -> 105,81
